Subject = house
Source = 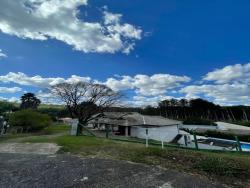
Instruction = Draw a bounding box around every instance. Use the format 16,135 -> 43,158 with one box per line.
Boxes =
88,112 -> 182,142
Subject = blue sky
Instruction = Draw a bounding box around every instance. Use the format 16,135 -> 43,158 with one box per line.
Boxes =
1,0 -> 250,106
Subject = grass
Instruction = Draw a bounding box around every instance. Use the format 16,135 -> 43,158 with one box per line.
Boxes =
2,130 -> 250,187
20,135 -> 250,186
0,133 -> 32,143
195,156 -> 243,177
42,124 -> 70,135
0,123 -> 69,143
38,104 -> 64,109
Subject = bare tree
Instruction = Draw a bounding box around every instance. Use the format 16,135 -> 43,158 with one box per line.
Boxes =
51,82 -> 122,133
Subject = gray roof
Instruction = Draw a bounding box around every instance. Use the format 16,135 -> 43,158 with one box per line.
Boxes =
89,112 -> 181,127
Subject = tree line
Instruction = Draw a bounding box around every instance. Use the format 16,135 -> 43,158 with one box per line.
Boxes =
152,98 -> 249,122
1,83 -> 250,125
0,82 -> 122,134
107,98 -> 250,123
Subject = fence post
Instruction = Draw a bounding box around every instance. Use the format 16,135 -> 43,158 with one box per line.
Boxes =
76,124 -> 80,136
193,132 -> 199,150
235,136 -> 242,152
105,125 -> 109,139
145,128 -> 148,147
70,119 -> 79,136
184,135 -> 188,146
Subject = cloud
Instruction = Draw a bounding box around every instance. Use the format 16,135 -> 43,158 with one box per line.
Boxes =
105,74 -> 191,96
180,84 -> 250,104
181,63 -> 250,105
0,72 -> 190,96
0,72 -> 91,88
0,87 -> 22,93
0,49 -> 7,59
0,0 -> 142,54
126,95 -> 174,107
4,63 -> 250,106
103,11 -> 122,25
36,90 -> 62,104
203,63 -> 250,84
0,72 -> 190,106
0,96 -> 19,102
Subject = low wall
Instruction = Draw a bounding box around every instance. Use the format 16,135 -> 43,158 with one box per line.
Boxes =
131,125 -> 179,142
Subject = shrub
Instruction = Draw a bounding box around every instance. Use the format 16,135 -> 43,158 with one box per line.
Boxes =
183,117 -> 216,125
9,110 -> 52,132
0,101 -> 18,116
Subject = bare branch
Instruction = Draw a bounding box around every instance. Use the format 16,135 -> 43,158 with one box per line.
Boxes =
50,82 -> 122,124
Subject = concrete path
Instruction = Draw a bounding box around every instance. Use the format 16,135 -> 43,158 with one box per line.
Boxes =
0,143 -> 60,155
0,153 -> 224,188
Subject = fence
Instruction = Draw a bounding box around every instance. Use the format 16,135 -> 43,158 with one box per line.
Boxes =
78,123 -> 250,153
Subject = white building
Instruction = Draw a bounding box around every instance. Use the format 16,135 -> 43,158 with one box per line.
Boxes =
88,112 -> 182,142
130,115 -> 181,142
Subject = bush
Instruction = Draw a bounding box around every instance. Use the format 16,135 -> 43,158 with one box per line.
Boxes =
183,117 -> 216,125
9,110 -> 52,132
0,101 -> 18,116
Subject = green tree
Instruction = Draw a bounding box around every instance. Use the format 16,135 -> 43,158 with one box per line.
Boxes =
9,110 -> 51,132
20,93 -> 41,110
0,101 -> 17,115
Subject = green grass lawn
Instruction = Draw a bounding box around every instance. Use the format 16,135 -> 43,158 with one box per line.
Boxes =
42,124 -> 70,135
0,123 -> 69,143
0,133 -> 32,143
2,128 -> 250,187
20,134 -> 250,187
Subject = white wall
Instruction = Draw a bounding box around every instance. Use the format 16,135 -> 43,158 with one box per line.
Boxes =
131,125 -> 179,142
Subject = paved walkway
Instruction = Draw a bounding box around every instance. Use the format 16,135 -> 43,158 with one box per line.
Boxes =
0,153 -> 224,188
0,140 -> 225,188
0,143 -> 60,155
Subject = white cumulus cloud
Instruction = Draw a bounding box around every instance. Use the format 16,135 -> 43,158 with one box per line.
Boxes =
0,72 -> 191,106
203,63 -> 250,84
127,95 -> 174,107
0,49 -> 7,59
105,74 -> 191,96
0,0 -> 142,54
0,96 -> 19,102
181,63 -> 250,105
0,87 -> 22,93
0,72 -> 91,88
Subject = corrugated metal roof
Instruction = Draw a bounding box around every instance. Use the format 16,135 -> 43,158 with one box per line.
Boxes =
89,112 -> 181,127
